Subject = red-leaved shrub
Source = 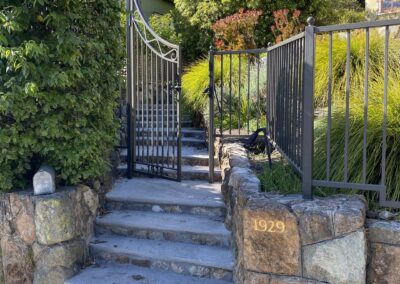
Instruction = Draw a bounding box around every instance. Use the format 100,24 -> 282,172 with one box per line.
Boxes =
212,8 -> 263,50
271,9 -> 304,43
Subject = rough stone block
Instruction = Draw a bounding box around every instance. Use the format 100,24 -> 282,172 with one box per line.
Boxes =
33,240 -> 85,284
35,193 -> 76,245
367,219 -> 400,245
292,201 -> 335,245
367,242 -> 400,284
0,236 -> 34,284
243,271 -> 325,284
332,196 -> 366,236
292,196 -> 365,245
303,230 -> 366,284
243,198 -> 301,276
9,193 -> 36,245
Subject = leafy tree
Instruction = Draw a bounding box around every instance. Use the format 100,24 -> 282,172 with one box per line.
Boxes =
172,0 -> 365,59
0,0 -> 124,191
271,9 -> 304,43
149,10 -> 210,62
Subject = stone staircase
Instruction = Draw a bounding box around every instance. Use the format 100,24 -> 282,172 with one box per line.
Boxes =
67,113 -> 233,283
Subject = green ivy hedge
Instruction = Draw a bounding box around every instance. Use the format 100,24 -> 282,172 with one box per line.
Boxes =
0,0 -> 124,191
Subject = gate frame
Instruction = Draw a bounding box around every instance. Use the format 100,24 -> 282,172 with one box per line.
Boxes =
126,0 -> 182,181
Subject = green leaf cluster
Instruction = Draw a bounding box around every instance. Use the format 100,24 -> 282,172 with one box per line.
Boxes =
0,0 -> 124,191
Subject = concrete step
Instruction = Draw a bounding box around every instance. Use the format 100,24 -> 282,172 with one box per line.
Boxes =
120,146 -> 212,166
134,137 -> 206,148
136,121 -> 193,128
135,128 -> 205,139
117,164 -> 221,181
89,235 -> 234,281
106,178 -> 226,218
96,210 -> 230,248
66,263 -> 232,284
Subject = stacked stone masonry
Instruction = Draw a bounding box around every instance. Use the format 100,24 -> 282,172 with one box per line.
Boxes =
218,141 -> 400,284
0,186 -> 99,284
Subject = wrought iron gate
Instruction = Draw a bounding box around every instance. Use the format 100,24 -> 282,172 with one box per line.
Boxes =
126,0 -> 182,181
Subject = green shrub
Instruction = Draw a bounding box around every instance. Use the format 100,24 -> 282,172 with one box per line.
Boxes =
258,157 -> 301,194
149,13 -> 181,45
0,0 -> 124,191
314,32 -> 400,202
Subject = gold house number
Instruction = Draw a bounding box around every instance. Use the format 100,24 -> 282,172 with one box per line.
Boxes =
253,219 -> 286,233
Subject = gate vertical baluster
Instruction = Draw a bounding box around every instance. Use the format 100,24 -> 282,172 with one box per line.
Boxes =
145,45 -> 150,169
247,53 -> 251,134
209,47 -> 215,183
161,59 -> 165,170
177,47 -> 182,181
166,62 -> 170,168
172,60 -> 176,169
140,37 -> 145,163
156,55 -> 159,165
151,51 -> 154,166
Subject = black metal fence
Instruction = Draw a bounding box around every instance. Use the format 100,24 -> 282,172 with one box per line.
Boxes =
208,17 -> 400,208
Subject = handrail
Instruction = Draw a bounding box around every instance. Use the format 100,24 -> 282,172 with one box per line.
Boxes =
316,18 -> 400,33
266,32 -> 305,51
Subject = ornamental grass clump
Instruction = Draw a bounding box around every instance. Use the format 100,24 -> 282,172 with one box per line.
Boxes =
182,54 -> 266,131
0,1 -> 124,191
313,31 -> 400,202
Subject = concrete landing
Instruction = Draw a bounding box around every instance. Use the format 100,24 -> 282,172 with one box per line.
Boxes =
108,178 -> 224,208
66,263 -> 232,284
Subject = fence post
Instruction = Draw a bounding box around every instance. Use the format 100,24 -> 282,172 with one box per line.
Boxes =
208,46 -> 215,183
302,17 -> 316,199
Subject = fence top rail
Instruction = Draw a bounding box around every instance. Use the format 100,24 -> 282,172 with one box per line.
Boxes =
316,18 -> 400,33
213,48 -> 268,55
266,32 -> 305,52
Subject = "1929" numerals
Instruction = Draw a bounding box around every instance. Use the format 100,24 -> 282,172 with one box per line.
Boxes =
253,219 -> 286,233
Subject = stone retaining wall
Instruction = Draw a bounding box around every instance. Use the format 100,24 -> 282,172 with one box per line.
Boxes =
219,142 -> 370,284
0,186 -> 99,284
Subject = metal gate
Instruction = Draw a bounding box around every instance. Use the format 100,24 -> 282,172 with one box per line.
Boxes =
126,0 -> 182,181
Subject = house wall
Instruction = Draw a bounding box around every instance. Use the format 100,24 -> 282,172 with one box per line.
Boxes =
137,0 -> 174,19
366,0 -> 400,16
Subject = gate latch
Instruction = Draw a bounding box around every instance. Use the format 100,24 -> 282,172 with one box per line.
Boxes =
174,84 -> 181,92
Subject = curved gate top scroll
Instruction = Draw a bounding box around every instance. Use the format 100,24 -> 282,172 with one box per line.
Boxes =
126,0 -> 182,181
130,0 -> 180,64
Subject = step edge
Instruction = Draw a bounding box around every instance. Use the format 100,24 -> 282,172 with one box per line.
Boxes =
95,214 -> 230,237
90,239 -> 234,271
105,195 -> 225,209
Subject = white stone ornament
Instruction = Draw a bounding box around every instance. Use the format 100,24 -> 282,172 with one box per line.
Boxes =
33,165 -> 56,195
